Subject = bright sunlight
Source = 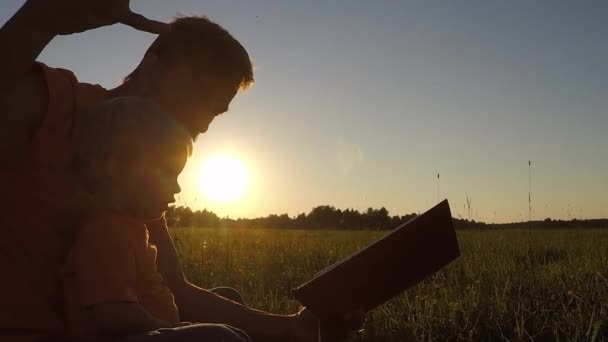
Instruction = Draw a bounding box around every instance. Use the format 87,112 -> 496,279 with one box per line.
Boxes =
199,154 -> 249,204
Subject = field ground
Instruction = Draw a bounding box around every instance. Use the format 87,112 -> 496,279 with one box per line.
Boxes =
170,228 -> 608,341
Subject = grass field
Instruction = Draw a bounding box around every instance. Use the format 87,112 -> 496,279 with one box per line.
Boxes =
169,228 -> 608,341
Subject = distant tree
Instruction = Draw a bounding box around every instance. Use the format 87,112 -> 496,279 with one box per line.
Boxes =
264,213 -> 292,229
341,208 -> 362,230
294,213 -> 307,229
171,206 -> 193,227
308,205 -> 342,229
192,209 -> 220,228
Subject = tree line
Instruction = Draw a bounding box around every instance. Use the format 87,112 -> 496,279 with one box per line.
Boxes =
165,205 -> 608,230
165,205 -> 417,230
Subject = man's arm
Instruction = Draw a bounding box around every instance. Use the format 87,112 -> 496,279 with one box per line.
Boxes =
147,218 -> 319,342
0,1 -> 56,93
0,69 -> 47,161
0,1 -> 56,160
0,0 -> 167,90
0,0 -> 167,161
0,0 -> 168,92
0,0 -> 168,105
180,283 -> 302,341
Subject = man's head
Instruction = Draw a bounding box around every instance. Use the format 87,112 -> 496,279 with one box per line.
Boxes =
119,16 -> 254,137
73,97 -> 192,220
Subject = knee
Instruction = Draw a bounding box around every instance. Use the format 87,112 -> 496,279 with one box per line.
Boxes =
210,286 -> 246,305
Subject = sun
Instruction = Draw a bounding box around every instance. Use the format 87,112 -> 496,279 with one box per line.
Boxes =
199,154 -> 249,204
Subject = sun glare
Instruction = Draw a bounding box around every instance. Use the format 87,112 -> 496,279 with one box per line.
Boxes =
199,154 -> 249,204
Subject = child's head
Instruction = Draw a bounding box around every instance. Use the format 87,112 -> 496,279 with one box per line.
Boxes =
72,97 -> 193,220
122,16 -> 254,137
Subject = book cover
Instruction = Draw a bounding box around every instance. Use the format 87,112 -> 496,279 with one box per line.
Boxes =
292,199 -> 460,320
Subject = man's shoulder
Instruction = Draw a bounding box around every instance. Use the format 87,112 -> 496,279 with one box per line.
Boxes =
37,62 -> 77,82
41,62 -> 107,89
0,62 -> 108,166
37,62 -> 108,113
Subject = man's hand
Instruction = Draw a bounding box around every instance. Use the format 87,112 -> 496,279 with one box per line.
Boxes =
22,0 -> 169,35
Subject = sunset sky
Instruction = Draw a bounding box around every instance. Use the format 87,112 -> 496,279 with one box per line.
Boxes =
2,1 -> 607,223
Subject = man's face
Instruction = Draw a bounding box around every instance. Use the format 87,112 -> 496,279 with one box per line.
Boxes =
148,63 -> 238,138
178,82 -> 237,137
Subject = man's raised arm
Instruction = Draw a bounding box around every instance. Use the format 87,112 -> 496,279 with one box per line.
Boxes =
0,0 -> 168,160
0,0 -> 168,93
0,1 -> 56,93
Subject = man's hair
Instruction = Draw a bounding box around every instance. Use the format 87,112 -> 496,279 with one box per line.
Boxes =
128,16 -> 254,91
72,97 -> 193,192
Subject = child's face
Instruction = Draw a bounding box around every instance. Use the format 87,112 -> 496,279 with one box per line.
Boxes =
112,147 -> 188,220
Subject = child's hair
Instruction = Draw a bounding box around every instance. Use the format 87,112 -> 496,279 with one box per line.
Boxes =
126,16 -> 254,91
72,97 -> 193,193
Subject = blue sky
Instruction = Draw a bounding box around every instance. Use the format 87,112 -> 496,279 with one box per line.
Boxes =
2,1 -> 607,222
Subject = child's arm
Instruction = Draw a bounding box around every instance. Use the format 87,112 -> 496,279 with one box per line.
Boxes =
147,217 -> 315,341
85,301 -> 171,337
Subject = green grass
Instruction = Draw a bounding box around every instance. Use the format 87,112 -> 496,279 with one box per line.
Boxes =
169,228 -> 608,341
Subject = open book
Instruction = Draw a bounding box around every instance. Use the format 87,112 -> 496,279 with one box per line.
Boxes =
292,199 -> 460,321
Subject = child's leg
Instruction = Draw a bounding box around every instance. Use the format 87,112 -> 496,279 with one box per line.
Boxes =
114,323 -> 251,342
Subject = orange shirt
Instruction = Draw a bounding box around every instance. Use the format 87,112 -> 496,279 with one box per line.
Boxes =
0,63 -> 106,340
63,215 -> 180,336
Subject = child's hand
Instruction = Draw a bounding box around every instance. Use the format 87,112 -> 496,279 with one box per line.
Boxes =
23,0 -> 169,35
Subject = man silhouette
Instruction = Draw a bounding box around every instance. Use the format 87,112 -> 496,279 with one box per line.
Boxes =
0,1 -> 362,341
